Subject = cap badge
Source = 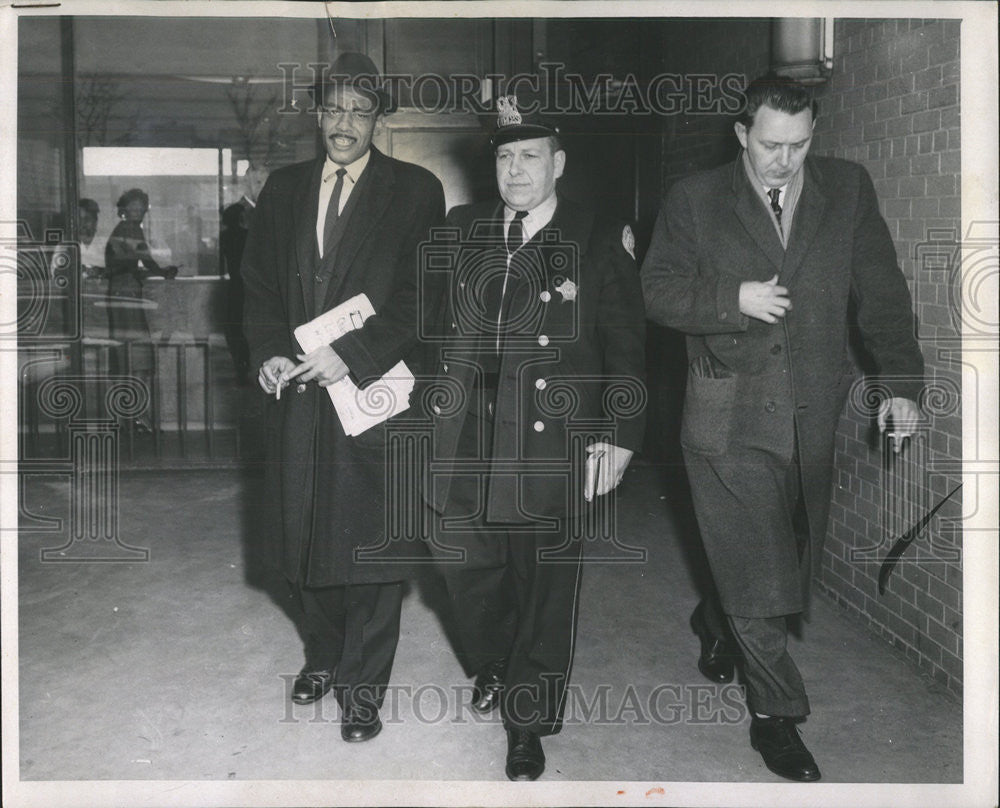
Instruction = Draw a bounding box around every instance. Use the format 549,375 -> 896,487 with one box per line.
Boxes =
497,95 -> 523,127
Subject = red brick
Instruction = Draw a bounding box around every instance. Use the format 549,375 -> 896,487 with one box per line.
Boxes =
912,197 -> 940,218
926,615 -> 959,654
928,40 -> 959,67
863,121 -> 887,143
940,106 -> 960,129
911,153 -> 940,175
928,84 -> 958,109
899,92 -> 927,115
898,176 -> 926,197
913,65 -> 943,91
899,43 -> 930,73
918,133 -> 934,154
911,109 -> 941,133
864,82 -> 889,103
886,115 -> 912,138
932,130 -> 949,151
940,151 -> 960,175
925,175 -> 956,196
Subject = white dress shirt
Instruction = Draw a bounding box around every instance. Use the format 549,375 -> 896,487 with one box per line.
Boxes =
316,150 -> 370,258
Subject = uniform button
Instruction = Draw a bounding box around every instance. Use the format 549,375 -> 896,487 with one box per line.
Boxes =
296,384 -> 307,394
459,281 -> 466,289
770,344 -> 782,355
442,363 -> 449,373
533,420 -> 545,432
315,275 -> 323,283
540,290 -> 551,302
765,401 -> 776,412
451,321 -> 457,330
537,335 -> 549,346
720,311 -> 728,320
535,378 -> 547,390
432,404 -> 441,415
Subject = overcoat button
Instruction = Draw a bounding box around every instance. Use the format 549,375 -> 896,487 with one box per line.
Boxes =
535,378 -> 547,390
720,311 -> 728,320
451,321 -> 457,330
443,363 -> 449,373
315,275 -> 323,283
533,421 -> 545,432
433,404 -> 442,415
765,401 -> 776,412
540,290 -> 551,302
537,335 -> 549,346
296,384 -> 307,394
770,344 -> 782,354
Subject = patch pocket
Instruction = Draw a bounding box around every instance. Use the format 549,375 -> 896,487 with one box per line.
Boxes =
680,367 -> 736,456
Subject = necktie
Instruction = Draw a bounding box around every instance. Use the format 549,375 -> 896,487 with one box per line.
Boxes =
506,210 -> 527,254
322,167 -> 347,258
767,187 -> 783,227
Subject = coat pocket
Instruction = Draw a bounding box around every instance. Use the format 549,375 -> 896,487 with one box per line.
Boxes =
680,363 -> 736,456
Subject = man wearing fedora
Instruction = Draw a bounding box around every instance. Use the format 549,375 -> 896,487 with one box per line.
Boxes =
422,97 -> 646,779
242,52 -> 444,742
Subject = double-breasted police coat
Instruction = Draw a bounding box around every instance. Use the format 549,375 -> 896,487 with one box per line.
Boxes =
641,155 -> 924,617
422,195 -> 647,567
242,147 -> 445,587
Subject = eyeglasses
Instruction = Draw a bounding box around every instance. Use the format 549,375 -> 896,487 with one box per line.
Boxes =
319,106 -> 375,122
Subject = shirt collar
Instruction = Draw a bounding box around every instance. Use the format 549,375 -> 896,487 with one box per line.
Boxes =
741,150 -> 791,202
504,192 -> 558,230
323,149 -> 371,184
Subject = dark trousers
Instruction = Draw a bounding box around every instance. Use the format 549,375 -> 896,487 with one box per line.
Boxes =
294,580 -> 403,713
437,525 -> 583,737
696,446 -> 812,718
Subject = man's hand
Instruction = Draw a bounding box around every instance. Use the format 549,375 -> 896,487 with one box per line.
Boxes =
878,397 -> 920,454
286,345 -> 350,388
259,356 -> 296,396
739,274 -> 792,323
584,442 -> 634,502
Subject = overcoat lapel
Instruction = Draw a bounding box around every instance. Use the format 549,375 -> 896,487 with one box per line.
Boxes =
779,158 -> 828,284
730,160 -> 785,273
320,148 -> 395,311
293,159 -> 324,315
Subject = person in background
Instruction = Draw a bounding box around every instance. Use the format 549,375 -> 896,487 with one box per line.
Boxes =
220,202 -> 251,384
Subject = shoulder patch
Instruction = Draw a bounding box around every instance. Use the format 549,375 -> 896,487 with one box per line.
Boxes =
621,224 -> 635,259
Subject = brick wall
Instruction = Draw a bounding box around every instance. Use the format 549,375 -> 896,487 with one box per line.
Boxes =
654,18 -> 963,697
810,19 -> 963,697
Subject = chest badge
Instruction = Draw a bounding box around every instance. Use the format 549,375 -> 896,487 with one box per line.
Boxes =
554,278 -> 577,302
622,224 -> 636,259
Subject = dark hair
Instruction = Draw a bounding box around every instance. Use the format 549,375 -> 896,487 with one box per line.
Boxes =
78,198 -> 100,216
116,188 -> 149,216
738,75 -> 818,129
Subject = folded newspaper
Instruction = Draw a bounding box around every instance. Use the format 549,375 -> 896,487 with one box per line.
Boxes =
293,293 -> 414,436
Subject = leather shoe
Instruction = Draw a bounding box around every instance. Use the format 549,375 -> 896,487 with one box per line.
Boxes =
471,658 -> 506,714
291,668 -> 335,705
690,603 -> 735,684
505,727 -> 545,781
341,703 -> 382,743
749,716 -> 821,782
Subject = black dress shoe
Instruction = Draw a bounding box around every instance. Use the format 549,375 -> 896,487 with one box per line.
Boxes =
505,727 -> 545,781
749,716 -> 821,782
291,668 -> 335,705
690,603 -> 735,684
341,704 -> 382,743
471,658 -> 506,714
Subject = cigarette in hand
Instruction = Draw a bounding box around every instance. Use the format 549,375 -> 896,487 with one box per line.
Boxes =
275,373 -> 283,401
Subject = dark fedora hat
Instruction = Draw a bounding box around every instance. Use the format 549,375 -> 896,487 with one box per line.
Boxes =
490,94 -> 561,149
311,51 -> 394,114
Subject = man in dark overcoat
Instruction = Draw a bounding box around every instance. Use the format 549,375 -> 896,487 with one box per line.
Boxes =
641,76 -> 924,781
242,52 -> 445,742
422,97 -> 646,780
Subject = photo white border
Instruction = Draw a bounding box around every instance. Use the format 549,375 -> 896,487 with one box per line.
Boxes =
1,2 -> 996,806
